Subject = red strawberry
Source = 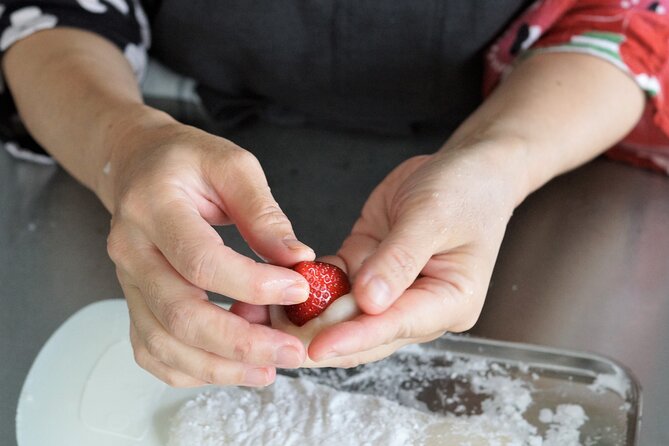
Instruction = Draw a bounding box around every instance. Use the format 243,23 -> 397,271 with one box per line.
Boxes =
284,261 -> 351,327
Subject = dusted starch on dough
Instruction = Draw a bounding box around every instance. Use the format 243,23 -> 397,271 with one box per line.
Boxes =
269,293 -> 360,367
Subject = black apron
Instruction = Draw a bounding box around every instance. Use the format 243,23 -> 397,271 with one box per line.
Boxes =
148,0 -> 531,134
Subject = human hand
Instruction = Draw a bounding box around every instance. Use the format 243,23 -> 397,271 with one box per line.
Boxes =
305,142 -> 524,367
105,118 -> 315,386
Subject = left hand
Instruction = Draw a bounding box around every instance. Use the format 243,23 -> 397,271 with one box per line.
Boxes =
306,142 -> 524,367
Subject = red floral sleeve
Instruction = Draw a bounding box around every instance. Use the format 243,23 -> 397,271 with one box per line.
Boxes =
485,0 -> 669,174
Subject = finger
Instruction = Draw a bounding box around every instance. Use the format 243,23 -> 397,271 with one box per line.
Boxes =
229,302 -> 270,325
353,215 -> 438,314
205,149 -> 315,266
129,324 -> 207,388
308,278 -> 479,359
133,349 -> 208,387
226,257 -> 345,327
146,200 -> 310,305
117,249 -> 306,368
336,232 -> 380,277
307,335 -> 439,369
315,255 -> 348,273
128,293 -> 276,387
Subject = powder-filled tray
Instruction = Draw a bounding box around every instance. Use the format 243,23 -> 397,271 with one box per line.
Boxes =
17,300 -> 640,445
284,335 -> 642,445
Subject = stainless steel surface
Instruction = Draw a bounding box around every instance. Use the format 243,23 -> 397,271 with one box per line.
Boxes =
2,122 -> 668,445
289,334 -> 642,445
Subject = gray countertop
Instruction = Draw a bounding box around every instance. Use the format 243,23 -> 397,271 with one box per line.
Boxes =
2,122 -> 668,445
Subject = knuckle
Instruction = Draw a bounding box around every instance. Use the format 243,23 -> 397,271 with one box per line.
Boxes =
144,274 -> 165,306
232,338 -> 254,363
387,307 -> 412,340
247,276 -> 268,304
231,370 -> 246,386
115,186 -> 149,221
219,317 -> 252,354
144,330 -> 168,358
385,243 -> 419,280
253,201 -> 289,230
205,363 -> 244,386
132,345 -> 151,369
163,300 -> 196,341
106,227 -> 129,265
227,148 -> 261,171
182,248 -> 214,288
199,361 -> 221,384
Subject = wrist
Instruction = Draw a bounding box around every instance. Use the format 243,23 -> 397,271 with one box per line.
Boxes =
437,132 -> 532,209
94,104 -> 178,211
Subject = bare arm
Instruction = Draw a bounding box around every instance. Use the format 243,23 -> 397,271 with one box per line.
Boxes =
4,29 -> 315,385
2,28 -> 151,209
447,52 -> 645,205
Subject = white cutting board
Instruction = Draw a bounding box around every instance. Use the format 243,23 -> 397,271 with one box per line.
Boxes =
16,299 -> 211,446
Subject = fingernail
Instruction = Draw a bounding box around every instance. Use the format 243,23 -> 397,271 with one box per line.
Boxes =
366,276 -> 391,310
283,237 -> 313,252
282,283 -> 309,304
274,345 -> 303,368
243,367 -> 271,387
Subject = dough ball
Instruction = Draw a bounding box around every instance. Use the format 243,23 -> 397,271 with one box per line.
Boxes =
269,293 -> 360,368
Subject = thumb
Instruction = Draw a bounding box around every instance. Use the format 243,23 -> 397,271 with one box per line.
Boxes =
353,217 -> 436,314
210,149 -> 315,267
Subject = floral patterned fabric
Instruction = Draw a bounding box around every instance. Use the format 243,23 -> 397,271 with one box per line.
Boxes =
486,0 -> 669,174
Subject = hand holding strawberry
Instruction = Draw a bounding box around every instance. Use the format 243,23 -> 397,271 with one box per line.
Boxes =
303,142 -> 522,368
105,122 -> 315,387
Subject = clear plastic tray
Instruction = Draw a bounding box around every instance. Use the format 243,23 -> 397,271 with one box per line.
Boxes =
284,334 -> 641,445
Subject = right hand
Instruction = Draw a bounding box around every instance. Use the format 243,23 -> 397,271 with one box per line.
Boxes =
104,111 -> 315,387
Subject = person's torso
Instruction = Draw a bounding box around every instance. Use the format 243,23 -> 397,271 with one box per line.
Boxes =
145,0 -> 531,133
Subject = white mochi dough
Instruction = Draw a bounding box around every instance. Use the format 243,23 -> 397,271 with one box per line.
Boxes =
269,293 -> 360,367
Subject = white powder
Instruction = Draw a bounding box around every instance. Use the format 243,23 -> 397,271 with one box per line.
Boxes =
587,368 -> 630,399
168,375 -> 514,446
168,375 -> 433,446
539,405 -> 588,446
168,346 -> 592,446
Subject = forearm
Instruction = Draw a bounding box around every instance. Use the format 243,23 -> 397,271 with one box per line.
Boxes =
443,52 -> 645,206
2,28 -> 174,210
